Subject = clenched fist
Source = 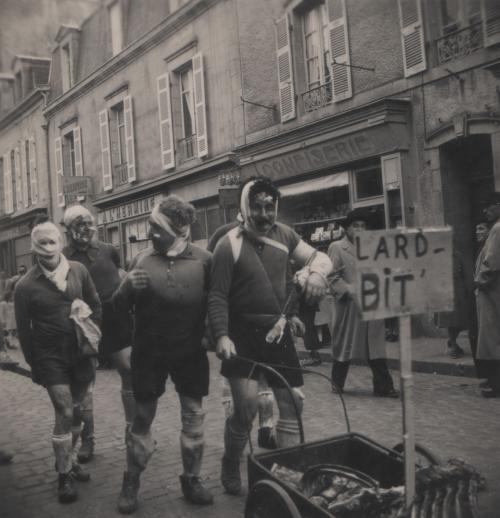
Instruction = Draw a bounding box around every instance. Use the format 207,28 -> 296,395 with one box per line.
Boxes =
126,268 -> 150,290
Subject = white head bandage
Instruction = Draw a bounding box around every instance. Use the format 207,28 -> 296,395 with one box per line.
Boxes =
63,205 -> 95,228
150,203 -> 191,257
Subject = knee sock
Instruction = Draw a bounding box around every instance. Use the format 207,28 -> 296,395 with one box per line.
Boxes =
121,390 -> 136,428
223,416 -> 249,461
126,430 -> 155,474
257,390 -> 274,429
53,433 -> 73,474
180,410 -> 205,477
275,418 -> 300,449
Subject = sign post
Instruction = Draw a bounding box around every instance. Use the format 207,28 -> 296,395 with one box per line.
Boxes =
354,227 -> 453,511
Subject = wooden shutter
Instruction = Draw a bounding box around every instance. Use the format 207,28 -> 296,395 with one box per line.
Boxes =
14,147 -> 23,211
3,153 -> 13,214
123,96 -> 136,182
482,0 -> 500,47
275,14 -> 296,122
192,53 -> 208,158
20,141 -> 29,208
326,0 -> 353,102
73,126 -> 83,176
157,73 -> 175,170
54,137 -> 65,207
99,109 -> 113,191
398,0 -> 426,77
29,138 -> 38,205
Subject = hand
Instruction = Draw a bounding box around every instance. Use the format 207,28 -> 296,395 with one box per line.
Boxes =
127,268 -> 150,290
303,272 -> 327,305
216,336 -> 236,360
289,315 -> 306,337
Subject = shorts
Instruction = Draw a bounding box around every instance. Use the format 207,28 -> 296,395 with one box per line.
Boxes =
31,335 -> 96,388
100,301 -> 133,356
221,319 -> 304,388
131,346 -> 209,402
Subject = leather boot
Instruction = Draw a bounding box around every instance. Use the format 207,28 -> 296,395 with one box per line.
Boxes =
179,474 -> 213,505
58,473 -> 77,504
117,471 -> 140,514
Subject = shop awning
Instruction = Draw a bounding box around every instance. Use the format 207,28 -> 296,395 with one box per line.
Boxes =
280,172 -> 349,197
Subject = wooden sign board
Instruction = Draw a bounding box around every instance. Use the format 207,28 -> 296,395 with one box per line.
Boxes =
63,176 -> 93,197
355,227 -> 453,320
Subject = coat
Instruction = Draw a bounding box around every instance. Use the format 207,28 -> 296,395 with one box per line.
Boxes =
327,236 -> 386,362
474,220 -> 500,360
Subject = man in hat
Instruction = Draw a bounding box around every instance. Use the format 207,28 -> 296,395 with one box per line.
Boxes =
474,192 -> 500,398
208,175 -> 332,495
113,195 -> 213,513
62,205 -> 134,462
327,208 -> 398,397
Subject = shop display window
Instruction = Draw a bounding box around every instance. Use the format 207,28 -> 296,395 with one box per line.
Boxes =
123,216 -> 149,264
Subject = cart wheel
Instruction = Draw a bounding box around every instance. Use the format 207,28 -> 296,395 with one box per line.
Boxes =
392,442 -> 441,467
245,479 -> 301,518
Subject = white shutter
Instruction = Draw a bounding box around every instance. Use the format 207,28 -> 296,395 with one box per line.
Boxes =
326,0 -> 353,102
54,137 -> 65,208
275,15 -> 296,122
192,53 -> 208,158
3,153 -> 13,214
29,138 -> 38,205
20,141 -> 29,208
398,0 -> 427,78
482,0 -> 500,47
99,110 -> 113,191
73,126 -> 83,176
157,73 -> 175,170
123,95 -> 136,182
14,147 -> 23,211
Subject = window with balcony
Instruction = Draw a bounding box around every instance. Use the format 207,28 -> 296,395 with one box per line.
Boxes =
62,131 -> 76,177
109,102 -> 128,186
178,66 -> 197,162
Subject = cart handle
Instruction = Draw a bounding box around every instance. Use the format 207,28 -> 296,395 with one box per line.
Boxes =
234,355 -> 351,455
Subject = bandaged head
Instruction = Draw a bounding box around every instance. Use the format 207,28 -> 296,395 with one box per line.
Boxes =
148,195 -> 194,257
31,221 -> 63,260
239,177 -> 280,235
63,205 -> 96,248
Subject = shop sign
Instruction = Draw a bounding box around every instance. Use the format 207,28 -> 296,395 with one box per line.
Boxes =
63,176 -> 93,196
97,194 -> 163,225
354,227 -> 453,320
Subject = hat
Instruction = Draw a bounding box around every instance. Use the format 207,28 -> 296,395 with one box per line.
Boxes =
480,192 -> 500,207
343,208 -> 373,228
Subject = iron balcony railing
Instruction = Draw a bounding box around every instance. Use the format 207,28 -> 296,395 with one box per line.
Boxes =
436,22 -> 483,64
113,163 -> 128,186
177,135 -> 197,163
302,82 -> 333,113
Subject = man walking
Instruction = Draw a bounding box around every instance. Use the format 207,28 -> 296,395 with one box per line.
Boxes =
114,196 -> 213,513
327,208 -> 398,397
208,176 -> 331,495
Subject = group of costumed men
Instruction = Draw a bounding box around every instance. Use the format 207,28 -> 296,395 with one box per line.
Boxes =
17,174 -> 406,514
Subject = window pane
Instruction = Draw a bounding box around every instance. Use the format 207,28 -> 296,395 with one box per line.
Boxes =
355,166 -> 384,199
441,0 -> 460,28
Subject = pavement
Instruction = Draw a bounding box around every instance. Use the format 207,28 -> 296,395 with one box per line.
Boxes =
1,342 -> 499,518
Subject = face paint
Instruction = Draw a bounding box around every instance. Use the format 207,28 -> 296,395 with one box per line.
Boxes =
148,219 -> 176,253
249,192 -> 276,234
70,215 -> 95,248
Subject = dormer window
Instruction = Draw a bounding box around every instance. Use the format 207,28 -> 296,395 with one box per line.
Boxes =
109,1 -> 123,55
61,43 -> 72,92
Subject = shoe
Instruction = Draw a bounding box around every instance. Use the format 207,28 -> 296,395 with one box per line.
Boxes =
117,471 -> 140,514
180,474 -> 214,505
300,356 -> 322,367
0,449 -> 13,465
77,437 -> 94,463
481,388 -> 499,398
58,473 -> 78,504
71,463 -> 90,482
447,342 -> 464,359
221,455 -> 241,495
479,380 -> 491,389
258,427 -> 277,450
374,388 -> 400,398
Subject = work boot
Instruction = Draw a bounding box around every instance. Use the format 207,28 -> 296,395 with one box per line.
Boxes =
117,471 -> 140,514
180,474 -> 214,505
77,437 -> 94,463
58,473 -> 77,504
220,455 -> 241,495
71,463 -> 90,482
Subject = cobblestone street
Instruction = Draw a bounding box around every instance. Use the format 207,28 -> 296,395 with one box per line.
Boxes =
1,354 -> 499,518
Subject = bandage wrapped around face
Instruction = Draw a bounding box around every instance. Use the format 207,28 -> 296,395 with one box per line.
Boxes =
31,222 -> 63,259
150,203 -> 190,257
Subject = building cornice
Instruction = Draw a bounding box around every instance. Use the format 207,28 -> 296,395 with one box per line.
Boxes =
44,0 -> 220,118
0,87 -> 49,132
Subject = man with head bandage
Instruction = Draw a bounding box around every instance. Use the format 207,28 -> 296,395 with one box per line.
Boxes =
14,220 -> 101,504
62,204 -> 134,464
112,195 -> 213,513
208,175 -> 332,495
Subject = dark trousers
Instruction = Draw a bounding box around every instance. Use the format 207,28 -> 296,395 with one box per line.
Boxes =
469,299 -> 489,380
299,302 -> 322,352
331,359 -> 395,394
481,360 -> 500,392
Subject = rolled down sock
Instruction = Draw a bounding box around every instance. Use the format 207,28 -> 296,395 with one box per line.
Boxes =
180,409 -> 205,476
257,389 -> 274,429
53,433 -> 73,474
126,430 -> 156,473
275,418 -> 300,449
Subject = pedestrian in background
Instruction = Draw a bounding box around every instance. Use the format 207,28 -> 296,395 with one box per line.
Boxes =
3,265 -> 27,349
327,209 -> 398,398
14,220 -> 101,503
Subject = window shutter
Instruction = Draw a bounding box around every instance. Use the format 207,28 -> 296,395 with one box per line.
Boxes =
398,0 -> 427,77
3,153 -> 13,214
275,14 -> 296,122
123,96 -> 136,182
192,53 -> 208,158
54,137 -> 65,208
73,126 -> 83,176
99,110 -> 113,191
482,0 -> 500,47
326,0 -> 353,102
14,147 -> 23,211
20,141 -> 29,208
29,138 -> 38,205
157,73 -> 175,170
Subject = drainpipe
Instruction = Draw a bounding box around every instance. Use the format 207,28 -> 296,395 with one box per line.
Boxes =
40,91 -> 53,221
